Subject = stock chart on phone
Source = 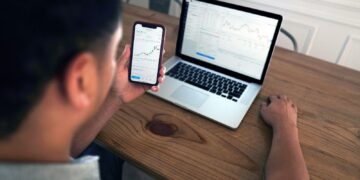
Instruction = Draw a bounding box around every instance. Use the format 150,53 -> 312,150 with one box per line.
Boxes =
131,24 -> 163,84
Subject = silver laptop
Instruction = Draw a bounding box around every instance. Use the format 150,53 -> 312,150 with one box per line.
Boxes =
148,0 -> 282,129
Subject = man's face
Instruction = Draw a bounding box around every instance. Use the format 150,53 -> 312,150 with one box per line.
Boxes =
95,25 -> 123,106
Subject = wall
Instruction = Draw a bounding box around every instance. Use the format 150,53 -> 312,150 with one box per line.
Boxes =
125,0 -> 360,71
223,0 -> 360,71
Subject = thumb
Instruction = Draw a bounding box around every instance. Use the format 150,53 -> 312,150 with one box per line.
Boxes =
118,44 -> 131,69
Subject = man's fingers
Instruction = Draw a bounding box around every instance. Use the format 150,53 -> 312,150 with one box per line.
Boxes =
159,66 -> 166,76
158,76 -> 165,83
260,102 -> 267,109
280,95 -> 288,101
118,44 -> 131,69
290,99 -> 297,111
268,95 -> 278,103
151,86 -> 159,92
142,85 -> 151,91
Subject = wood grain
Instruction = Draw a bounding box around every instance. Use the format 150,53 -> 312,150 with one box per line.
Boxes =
98,4 -> 360,180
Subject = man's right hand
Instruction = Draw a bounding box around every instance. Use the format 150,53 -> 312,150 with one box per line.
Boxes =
260,95 -> 298,132
112,44 -> 166,104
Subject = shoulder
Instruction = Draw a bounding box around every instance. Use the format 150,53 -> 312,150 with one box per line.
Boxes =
0,155 -> 100,180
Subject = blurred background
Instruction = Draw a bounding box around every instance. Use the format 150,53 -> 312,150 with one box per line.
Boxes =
123,0 -> 360,72
120,0 -> 360,179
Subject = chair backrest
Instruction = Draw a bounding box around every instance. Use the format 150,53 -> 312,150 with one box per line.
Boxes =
149,0 -> 171,14
280,28 -> 298,52
148,0 -> 182,14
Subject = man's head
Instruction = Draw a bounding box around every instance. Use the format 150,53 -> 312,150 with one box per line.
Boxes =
0,0 -> 123,139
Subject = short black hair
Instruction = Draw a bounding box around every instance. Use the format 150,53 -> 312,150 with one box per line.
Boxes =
0,0 -> 122,139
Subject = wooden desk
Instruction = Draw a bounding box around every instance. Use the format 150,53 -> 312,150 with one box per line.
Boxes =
97,4 -> 360,179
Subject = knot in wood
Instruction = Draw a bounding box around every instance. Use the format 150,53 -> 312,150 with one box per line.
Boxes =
147,116 -> 178,137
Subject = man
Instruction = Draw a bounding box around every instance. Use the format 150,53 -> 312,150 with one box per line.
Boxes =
0,0 -> 308,180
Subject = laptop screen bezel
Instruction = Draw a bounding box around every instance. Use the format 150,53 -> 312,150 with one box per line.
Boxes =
176,0 -> 283,84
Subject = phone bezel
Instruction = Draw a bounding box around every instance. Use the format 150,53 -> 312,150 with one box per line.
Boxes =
129,21 -> 166,86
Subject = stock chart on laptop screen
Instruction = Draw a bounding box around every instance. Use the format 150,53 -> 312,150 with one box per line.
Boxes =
181,0 -> 279,80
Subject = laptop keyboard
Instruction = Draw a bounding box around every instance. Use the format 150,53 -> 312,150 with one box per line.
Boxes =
166,62 -> 247,102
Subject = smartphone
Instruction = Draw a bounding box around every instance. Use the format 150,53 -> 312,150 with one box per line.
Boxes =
129,21 -> 165,86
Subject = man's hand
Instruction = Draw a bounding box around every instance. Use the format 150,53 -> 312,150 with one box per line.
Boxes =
260,95 -> 297,131
70,44 -> 165,156
113,44 -> 166,104
260,95 -> 309,180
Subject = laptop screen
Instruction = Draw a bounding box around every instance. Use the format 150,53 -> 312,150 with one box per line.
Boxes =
180,0 -> 280,80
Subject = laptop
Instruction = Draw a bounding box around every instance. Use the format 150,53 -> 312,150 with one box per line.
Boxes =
148,0 -> 282,129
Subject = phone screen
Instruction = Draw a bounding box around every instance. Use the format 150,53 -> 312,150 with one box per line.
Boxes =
130,23 -> 164,85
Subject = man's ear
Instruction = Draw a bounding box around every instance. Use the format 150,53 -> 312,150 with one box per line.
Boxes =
62,53 -> 99,109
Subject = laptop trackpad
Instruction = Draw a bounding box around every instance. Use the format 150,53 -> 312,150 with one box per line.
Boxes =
171,85 -> 209,108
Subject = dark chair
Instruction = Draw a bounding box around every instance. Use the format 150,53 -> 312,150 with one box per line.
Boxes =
126,0 -> 181,14
149,0 -> 181,14
280,28 -> 298,52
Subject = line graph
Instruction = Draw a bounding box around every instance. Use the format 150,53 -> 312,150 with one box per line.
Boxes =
201,9 -> 273,43
181,0 -> 279,80
221,20 -> 271,42
134,45 -> 160,57
197,8 -> 277,62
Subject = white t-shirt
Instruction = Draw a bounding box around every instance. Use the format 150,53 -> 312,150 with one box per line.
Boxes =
0,156 -> 100,180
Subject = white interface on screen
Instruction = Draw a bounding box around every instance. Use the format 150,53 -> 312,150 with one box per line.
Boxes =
131,24 -> 162,84
181,0 -> 279,80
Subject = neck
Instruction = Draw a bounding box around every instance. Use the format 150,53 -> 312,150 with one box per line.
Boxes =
0,112 -> 75,163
